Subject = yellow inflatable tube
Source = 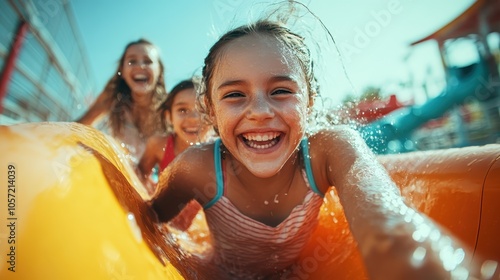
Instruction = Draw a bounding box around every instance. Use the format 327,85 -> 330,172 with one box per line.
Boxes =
0,122 -> 184,279
1,122 -> 499,279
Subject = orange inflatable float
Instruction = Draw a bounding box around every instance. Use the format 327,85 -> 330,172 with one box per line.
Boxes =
0,122 -> 499,279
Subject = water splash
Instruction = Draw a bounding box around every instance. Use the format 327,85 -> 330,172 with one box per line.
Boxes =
126,212 -> 143,243
480,260 -> 498,279
411,246 -> 427,267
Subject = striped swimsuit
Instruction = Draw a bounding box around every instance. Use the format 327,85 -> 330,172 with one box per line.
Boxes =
202,138 -> 324,279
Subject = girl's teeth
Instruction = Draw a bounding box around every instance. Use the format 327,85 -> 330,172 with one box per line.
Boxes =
245,133 -> 278,141
257,135 -> 271,141
246,138 -> 278,149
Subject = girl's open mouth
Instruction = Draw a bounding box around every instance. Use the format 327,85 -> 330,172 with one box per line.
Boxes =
132,74 -> 149,84
241,132 -> 281,149
183,127 -> 200,135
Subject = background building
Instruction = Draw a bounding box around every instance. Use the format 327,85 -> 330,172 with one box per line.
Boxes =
0,0 -> 94,124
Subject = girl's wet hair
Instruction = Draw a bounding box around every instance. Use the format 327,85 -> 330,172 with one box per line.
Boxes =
105,38 -> 167,136
198,20 -> 319,128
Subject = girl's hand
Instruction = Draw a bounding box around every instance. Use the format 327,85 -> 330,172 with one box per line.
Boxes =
359,212 -> 480,280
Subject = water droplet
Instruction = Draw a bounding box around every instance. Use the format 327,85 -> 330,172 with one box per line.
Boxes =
264,200 -> 269,205
467,159 -> 478,166
155,245 -> 169,265
450,266 -> 470,280
412,213 -> 424,225
480,260 -> 498,279
429,229 -> 441,242
126,213 -> 143,242
412,223 -> 431,242
439,245 -> 457,271
411,246 -> 426,267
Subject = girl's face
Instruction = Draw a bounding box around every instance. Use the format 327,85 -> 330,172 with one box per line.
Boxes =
209,34 -> 310,178
121,43 -> 161,104
166,88 -> 209,145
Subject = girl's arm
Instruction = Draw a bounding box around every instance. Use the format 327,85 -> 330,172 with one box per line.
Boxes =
138,136 -> 164,180
149,144 -> 216,223
311,126 -> 481,280
136,136 -> 164,195
75,90 -> 112,125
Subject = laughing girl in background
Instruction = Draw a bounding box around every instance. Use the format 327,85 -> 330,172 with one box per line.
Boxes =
76,39 -> 167,165
138,78 -> 213,194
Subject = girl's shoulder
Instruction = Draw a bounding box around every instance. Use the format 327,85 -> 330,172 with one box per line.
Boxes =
160,141 -> 218,205
180,141 -> 217,162
165,141 -> 215,174
308,125 -> 361,149
145,133 -> 169,148
306,126 -> 366,191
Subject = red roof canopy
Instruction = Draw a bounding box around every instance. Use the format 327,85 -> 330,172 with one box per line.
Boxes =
411,0 -> 500,46
348,94 -> 409,124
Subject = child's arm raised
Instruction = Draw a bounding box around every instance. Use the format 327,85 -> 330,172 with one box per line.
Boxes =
75,90 -> 113,125
310,126 -> 479,280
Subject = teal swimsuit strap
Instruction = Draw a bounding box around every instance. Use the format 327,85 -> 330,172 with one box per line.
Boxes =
204,138 -> 224,209
300,138 -> 324,197
204,138 -> 323,210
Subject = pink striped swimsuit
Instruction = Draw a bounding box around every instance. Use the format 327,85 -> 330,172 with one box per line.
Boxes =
202,138 -> 324,279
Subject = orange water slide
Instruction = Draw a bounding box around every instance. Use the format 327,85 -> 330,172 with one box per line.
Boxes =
379,146 -> 500,263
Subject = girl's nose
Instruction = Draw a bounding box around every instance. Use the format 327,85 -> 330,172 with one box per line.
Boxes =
190,111 -> 198,119
246,94 -> 274,120
186,110 -> 200,120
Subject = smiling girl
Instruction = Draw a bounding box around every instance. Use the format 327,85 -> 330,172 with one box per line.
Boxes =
149,20 -> 483,280
138,78 -> 213,194
76,39 -> 167,164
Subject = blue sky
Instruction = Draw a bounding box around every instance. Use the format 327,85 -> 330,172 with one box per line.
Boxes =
71,0 -> 475,106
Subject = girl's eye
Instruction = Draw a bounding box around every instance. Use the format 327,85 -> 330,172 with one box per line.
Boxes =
126,59 -> 154,66
222,92 -> 244,99
272,89 -> 293,95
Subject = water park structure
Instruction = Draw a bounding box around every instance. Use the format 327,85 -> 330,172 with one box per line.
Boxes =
358,0 -> 500,154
